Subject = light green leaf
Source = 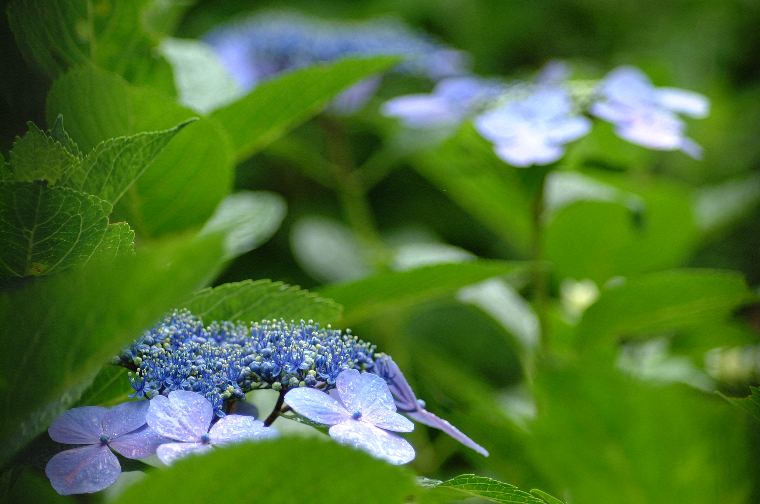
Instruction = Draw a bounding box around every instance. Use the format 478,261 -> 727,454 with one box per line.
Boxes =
200,191 -> 286,260
74,366 -> 132,407
159,38 -> 242,113
0,182 -> 111,278
183,279 -> 342,324
320,261 -> 527,325
577,269 -> 755,350
421,474 -> 547,504
47,66 -> 234,236
95,222 -> 136,260
48,115 -> 81,157
114,437 -> 416,504
212,56 -> 398,161
9,122 -> 79,184
530,489 -> 566,504
724,386 -> 760,423
694,172 -> 760,236
61,121 -> 192,205
0,232 -> 224,465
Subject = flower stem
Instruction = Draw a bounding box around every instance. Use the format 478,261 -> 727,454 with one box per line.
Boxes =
263,389 -> 287,427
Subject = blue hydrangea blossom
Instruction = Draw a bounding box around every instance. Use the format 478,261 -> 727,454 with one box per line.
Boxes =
284,369 -> 415,464
475,86 -> 592,167
590,66 -> 709,158
373,355 -> 489,456
146,390 -> 278,465
45,402 -> 165,495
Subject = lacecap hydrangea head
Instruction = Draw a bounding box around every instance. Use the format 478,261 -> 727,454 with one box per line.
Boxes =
116,309 -> 376,416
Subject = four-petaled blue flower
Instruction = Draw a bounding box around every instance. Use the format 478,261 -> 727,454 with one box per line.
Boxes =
590,66 -> 709,158
284,369 -> 415,464
146,390 -> 278,465
45,402 -> 166,495
475,86 -> 591,167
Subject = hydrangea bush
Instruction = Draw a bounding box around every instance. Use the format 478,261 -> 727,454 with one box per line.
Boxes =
2,2 -> 758,504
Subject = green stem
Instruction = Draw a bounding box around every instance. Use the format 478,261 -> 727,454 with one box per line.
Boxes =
530,168 -> 550,352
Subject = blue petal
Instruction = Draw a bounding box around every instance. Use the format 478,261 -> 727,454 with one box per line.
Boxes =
208,414 -> 279,445
409,409 -> 489,457
155,442 -> 212,465
101,401 -> 149,438
329,420 -> 415,465
284,387 -> 350,425
48,406 -> 107,445
109,425 -> 170,459
45,445 -> 120,495
338,370 -> 396,419
146,391 -> 213,442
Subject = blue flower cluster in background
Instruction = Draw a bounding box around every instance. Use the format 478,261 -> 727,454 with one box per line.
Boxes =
117,309 -> 376,415
204,11 -> 468,113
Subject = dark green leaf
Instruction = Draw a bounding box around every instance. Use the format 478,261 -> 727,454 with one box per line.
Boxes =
184,279 -> 342,324
0,232 -> 224,465
320,261 -> 527,325
114,437 -> 417,504
0,182 -> 111,278
74,366 -> 132,407
47,66 -> 234,236
724,386 -> 760,423
421,474 -> 547,504
212,56 -> 398,161
577,269 -> 755,350
9,122 -> 79,184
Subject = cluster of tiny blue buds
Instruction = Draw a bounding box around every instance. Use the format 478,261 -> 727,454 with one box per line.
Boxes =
116,309 -> 376,416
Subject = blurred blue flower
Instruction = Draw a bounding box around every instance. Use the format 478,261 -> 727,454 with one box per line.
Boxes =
204,11 -> 468,114
475,86 -> 591,167
146,390 -> 277,465
284,369 -> 415,464
118,310 -> 376,416
45,402 -> 165,495
590,66 -> 709,158
382,76 -> 504,129
373,354 -> 488,456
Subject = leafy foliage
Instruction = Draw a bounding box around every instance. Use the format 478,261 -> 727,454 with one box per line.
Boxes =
420,474 -> 558,503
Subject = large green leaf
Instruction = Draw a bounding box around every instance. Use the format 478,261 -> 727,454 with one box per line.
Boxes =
577,269 -> 755,350
46,66 -> 233,236
7,0 -> 172,89
0,232 -> 224,466
9,122 -> 79,184
184,280 -> 342,324
320,261 -> 527,325
211,56 -> 398,161
0,182 -> 115,278
420,474 -> 553,504
114,437 -> 417,504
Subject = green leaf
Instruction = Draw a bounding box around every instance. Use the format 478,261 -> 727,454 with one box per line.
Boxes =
412,125 -> 533,256
183,279 -> 342,324
421,474 -> 547,504
724,386 -> 760,423
320,260 -> 527,325
74,366 -> 132,407
7,0 -> 172,88
114,437 -> 417,504
200,191 -> 286,260
95,222 -> 136,260
0,232 -> 224,466
159,38 -> 242,113
577,269 -> 755,350
9,122 -> 79,184
530,489 -> 566,504
61,121 -> 192,205
47,66 -> 234,236
212,56 -> 398,161
0,182 -> 112,278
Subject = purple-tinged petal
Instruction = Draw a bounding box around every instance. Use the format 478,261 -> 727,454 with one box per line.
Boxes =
329,420 -> 415,465
330,78 -> 380,115
208,415 -> 279,446
408,409 -> 489,457
340,371 -> 397,419
373,356 -> 419,412
109,425 -> 170,459
655,87 -> 709,118
599,66 -> 653,104
545,116 -> 592,143
45,445 -> 120,495
284,387 -> 350,425
493,138 -> 563,167
48,407 -> 107,445
363,409 -> 414,433
381,95 -> 463,128
679,137 -> 703,160
101,401 -> 149,438
155,442 -> 212,465
146,391 -> 213,442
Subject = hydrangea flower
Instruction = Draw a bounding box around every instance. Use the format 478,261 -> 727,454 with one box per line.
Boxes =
475,86 -> 591,167
146,390 -> 278,465
117,310 -> 376,415
373,355 -> 489,456
382,76 -> 505,129
204,11 -> 468,114
45,402 -> 165,495
284,369 -> 415,464
590,66 -> 709,158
